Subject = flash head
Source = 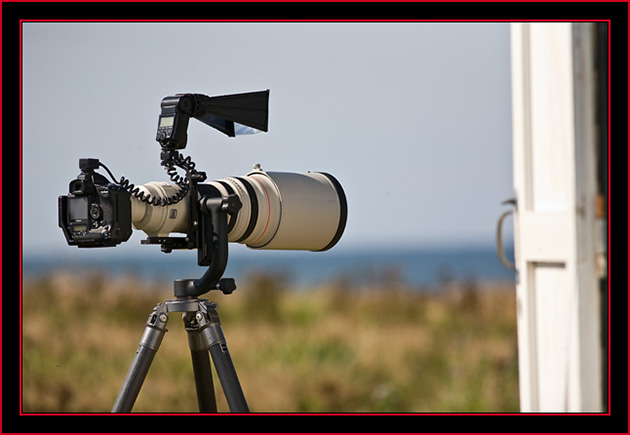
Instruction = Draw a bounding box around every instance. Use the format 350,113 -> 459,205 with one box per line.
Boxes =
156,90 -> 270,149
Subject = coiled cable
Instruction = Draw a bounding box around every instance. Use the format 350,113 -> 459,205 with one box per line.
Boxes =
99,151 -> 200,207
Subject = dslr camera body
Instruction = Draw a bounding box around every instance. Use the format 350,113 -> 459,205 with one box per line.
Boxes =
59,158 -> 132,247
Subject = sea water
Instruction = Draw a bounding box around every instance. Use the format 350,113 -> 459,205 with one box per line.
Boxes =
22,243 -> 516,290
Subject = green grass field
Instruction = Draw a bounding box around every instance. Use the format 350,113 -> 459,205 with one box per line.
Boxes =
22,270 -> 519,413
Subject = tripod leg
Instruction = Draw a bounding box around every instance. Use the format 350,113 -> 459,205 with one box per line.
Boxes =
199,302 -> 249,413
184,312 -> 218,413
209,342 -> 249,412
111,304 -> 169,413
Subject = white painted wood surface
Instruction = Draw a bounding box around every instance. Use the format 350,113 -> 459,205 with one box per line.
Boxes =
510,22 -> 603,412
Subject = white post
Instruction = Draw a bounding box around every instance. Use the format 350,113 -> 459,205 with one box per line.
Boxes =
510,22 -> 603,412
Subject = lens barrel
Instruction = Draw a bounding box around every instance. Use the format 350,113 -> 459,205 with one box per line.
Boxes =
206,167 -> 347,251
131,182 -> 190,237
131,167 -> 347,251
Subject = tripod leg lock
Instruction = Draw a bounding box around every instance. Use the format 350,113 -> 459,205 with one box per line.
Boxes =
139,304 -> 169,351
183,311 -> 209,352
188,301 -> 226,349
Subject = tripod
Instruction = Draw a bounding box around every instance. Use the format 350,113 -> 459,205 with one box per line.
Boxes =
112,193 -> 249,413
111,294 -> 248,413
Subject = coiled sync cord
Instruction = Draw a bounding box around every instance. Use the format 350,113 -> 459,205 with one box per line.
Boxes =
99,151 -> 202,207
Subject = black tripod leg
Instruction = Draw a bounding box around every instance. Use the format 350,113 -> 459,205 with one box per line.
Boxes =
208,342 -> 249,412
111,304 -> 169,413
184,312 -> 218,413
199,302 -> 249,413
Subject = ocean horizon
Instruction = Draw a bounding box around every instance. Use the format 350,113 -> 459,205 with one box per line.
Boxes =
22,243 -> 516,291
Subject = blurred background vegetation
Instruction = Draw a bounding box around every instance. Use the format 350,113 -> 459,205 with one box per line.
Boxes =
22,270 -> 519,413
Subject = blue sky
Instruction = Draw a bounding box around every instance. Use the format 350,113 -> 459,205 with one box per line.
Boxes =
22,22 -> 514,258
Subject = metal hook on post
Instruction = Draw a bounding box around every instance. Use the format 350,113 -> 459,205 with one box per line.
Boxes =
496,198 -> 517,270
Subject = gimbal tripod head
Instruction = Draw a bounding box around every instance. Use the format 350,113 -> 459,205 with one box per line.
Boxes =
153,90 -> 270,297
